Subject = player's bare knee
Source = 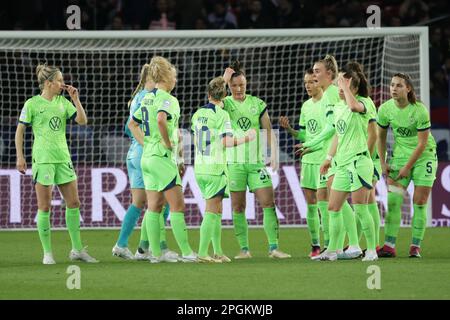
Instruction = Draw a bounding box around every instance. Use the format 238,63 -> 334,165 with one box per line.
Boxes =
66,199 -> 80,208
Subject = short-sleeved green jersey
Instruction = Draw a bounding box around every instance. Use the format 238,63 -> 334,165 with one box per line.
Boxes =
334,98 -> 370,166
358,96 -> 379,160
132,88 -> 180,162
377,99 -> 436,160
191,103 -> 233,176
298,98 -> 324,164
19,95 -> 77,163
223,95 -> 267,164
320,84 -> 340,152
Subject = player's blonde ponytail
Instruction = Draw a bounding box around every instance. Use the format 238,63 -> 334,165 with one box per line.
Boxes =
36,63 -> 60,91
129,63 -> 152,107
208,77 -> 227,101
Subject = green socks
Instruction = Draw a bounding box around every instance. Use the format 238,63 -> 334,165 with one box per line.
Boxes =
65,207 -> 83,251
342,201 -> 359,247
170,212 -> 193,256
328,211 -> 343,251
412,204 -> 427,247
198,212 -> 216,257
263,207 -> 279,251
212,214 -> 223,255
159,207 -> 168,250
354,204 -> 376,250
368,202 -> 381,247
145,211 -> 161,257
233,212 -> 249,250
37,210 -> 52,254
318,201 -> 329,248
139,212 -> 149,250
306,204 -> 320,246
384,192 -> 403,247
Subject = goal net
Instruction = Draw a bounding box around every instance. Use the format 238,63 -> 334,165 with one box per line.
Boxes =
0,28 -> 429,229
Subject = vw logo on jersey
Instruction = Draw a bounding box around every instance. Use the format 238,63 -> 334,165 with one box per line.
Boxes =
237,117 -> 251,131
49,116 -> 62,131
397,127 -> 413,137
307,119 -> 318,133
336,119 -> 347,134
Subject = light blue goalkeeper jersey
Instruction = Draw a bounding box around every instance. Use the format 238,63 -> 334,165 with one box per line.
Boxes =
125,89 -> 148,160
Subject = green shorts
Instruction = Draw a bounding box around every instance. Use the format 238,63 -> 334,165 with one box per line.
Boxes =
326,161 -> 337,180
196,173 -> 229,200
300,163 -> 325,190
228,163 -> 273,192
32,161 -> 77,186
373,158 -> 381,183
141,155 -> 181,192
388,154 -> 437,188
332,153 -> 374,193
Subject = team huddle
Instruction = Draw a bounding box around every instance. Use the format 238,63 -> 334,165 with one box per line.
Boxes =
15,54 -> 437,265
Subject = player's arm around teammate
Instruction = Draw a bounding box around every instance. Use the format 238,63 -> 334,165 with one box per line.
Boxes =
192,76 -> 256,263
222,62 -> 291,259
377,73 -> 437,258
279,68 -> 325,258
15,64 -> 97,265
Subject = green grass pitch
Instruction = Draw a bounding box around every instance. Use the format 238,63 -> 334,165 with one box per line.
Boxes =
1,227 -> 449,300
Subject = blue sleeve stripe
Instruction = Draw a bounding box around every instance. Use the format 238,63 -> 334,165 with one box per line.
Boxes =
299,125 -> 306,129
326,111 -> 334,117
132,116 -> 142,124
377,122 -> 389,129
69,112 -> 77,121
157,110 -> 172,120
369,118 -> 376,123
18,120 -> 31,126
259,107 -> 267,119
221,132 -> 233,138
417,126 -> 430,132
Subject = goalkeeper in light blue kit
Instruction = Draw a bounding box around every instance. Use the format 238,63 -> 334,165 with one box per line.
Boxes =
191,75 -> 256,263
112,63 -> 178,261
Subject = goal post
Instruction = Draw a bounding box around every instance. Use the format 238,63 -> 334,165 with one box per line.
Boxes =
0,27 -> 431,229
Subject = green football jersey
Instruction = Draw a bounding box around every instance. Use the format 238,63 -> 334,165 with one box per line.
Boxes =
298,98 -> 324,164
334,98 -> 370,166
358,95 -> 379,161
132,88 -> 180,162
191,103 -> 232,176
319,84 -> 340,152
377,99 -> 436,161
223,95 -> 267,164
19,95 -> 77,163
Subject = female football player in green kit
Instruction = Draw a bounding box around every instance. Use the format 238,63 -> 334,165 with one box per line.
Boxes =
15,64 -> 98,264
345,61 -> 382,253
279,68 -> 324,259
299,55 -> 359,258
128,56 -> 197,263
377,73 -> 437,258
112,63 -> 178,261
191,76 -> 256,263
319,69 -> 378,262
222,61 -> 291,259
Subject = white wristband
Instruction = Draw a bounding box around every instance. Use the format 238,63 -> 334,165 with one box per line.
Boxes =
326,154 -> 333,161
